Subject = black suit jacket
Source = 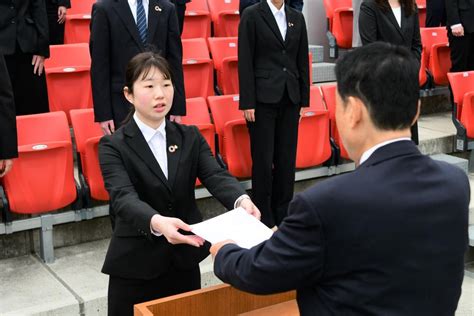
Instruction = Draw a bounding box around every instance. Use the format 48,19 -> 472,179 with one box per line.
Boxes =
445,0 -> 474,33
0,0 -> 49,57
238,1 -> 309,109
90,0 -> 185,125
215,141 -> 469,316
0,55 -> 18,160
359,0 -> 422,61
240,0 -> 303,14
46,0 -> 71,8
99,119 -> 246,279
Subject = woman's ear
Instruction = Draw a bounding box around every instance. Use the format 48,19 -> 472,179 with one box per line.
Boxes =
123,86 -> 133,104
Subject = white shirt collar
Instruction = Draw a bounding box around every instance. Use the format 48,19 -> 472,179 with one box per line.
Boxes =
133,113 -> 166,143
267,0 -> 285,16
359,137 -> 412,165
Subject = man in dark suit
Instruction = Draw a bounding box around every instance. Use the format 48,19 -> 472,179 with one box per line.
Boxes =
238,0 -> 309,228
0,55 -> 18,177
239,0 -> 303,14
211,43 -> 470,315
445,0 -> 474,72
45,0 -> 71,44
169,0 -> 189,34
90,0 -> 186,135
426,0 -> 446,26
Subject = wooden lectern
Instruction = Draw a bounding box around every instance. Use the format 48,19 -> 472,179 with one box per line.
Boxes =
134,284 -> 299,316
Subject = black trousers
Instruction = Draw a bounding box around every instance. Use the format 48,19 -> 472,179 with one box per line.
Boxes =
46,1 -> 65,45
247,91 -> 300,228
426,0 -> 446,27
107,265 -> 200,316
448,31 -> 474,73
4,51 -> 49,116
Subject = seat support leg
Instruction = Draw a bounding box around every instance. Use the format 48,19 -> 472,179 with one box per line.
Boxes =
39,214 -> 55,264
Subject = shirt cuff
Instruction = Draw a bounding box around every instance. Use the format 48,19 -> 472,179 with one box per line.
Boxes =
451,23 -> 462,30
150,215 -> 163,237
234,194 -> 251,209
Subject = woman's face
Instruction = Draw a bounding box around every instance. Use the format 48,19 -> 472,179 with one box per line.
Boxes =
124,67 -> 174,128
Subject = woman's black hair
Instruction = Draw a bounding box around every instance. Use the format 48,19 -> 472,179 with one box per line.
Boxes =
375,0 -> 416,17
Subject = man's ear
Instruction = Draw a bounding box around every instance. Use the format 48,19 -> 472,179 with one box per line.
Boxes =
123,87 -> 133,104
411,100 -> 421,126
347,96 -> 364,129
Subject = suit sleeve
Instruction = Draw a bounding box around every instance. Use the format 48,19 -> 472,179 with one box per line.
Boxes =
297,13 -> 310,107
99,136 -> 159,238
445,0 -> 461,27
411,10 -> 422,63
238,10 -> 257,110
195,127 -> 246,209
289,0 -> 303,12
359,2 -> 378,45
32,0 -> 50,57
90,3 -> 113,122
58,0 -> 71,8
167,5 -> 186,116
239,0 -> 259,15
214,193 -> 325,294
0,55 -> 18,160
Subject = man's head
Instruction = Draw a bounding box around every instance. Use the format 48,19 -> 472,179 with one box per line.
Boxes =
334,42 -> 420,163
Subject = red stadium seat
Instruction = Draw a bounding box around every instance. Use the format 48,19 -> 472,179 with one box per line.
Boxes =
2,112 -> 78,214
182,38 -> 214,98
183,0 -> 211,39
64,14 -> 91,44
70,109 -> 109,202
208,95 -> 251,178
208,37 -> 238,94
68,0 -> 95,14
321,84 -> 350,160
420,27 -> 450,85
323,0 -> 353,57
44,44 -> 93,122
181,97 -> 216,155
416,0 -> 427,27
207,0 -> 240,37
419,49 -> 428,87
420,27 -> 448,63
448,72 -> 474,137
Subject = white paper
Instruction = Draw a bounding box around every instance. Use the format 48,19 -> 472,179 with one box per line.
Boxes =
191,207 -> 273,249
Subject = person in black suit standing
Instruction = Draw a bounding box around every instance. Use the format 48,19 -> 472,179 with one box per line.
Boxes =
0,55 -> 18,177
426,0 -> 446,26
211,42 -> 470,316
238,0 -> 309,228
239,0 -> 303,15
169,0 -> 189,34
359,0 -> 421,144
445,0 -> 474,73
45,0 -> 71,45
0,0 -> 50,116
99,52 -> 260,316
90,0 -> 186,135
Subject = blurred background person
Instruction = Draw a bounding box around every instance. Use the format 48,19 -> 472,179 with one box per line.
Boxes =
353,0 -> 363,47
45,0 -> 71,45
170,0 -> 189,34
426,0 -> 446,27
0,0 -> 50,116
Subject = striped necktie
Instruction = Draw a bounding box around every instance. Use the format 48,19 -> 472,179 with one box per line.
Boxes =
136,0 -> 147,44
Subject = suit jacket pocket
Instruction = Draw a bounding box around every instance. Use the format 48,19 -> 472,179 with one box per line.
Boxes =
254,69 -> 271,78
17,18 -> 38,53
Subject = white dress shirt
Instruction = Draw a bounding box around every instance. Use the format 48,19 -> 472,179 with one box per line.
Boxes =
128,0 -> 149,24
134,113 -> 168,179
391,7 -> 402,28
267,0 -> 287,40
359,137 -> 412,165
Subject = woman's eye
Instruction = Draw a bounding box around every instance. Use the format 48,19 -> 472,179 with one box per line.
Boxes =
146,85 -> 153,88
164,83 -> 171,87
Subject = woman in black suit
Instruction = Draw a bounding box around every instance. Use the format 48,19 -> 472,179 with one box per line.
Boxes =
45,0 -> 70,45
0,0 -> 50,115
359,0 -> 421,143
99,52 -> 260,316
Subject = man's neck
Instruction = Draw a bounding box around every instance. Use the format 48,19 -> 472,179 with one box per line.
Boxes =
355,130 -> 412,163
271,0 -> 284,10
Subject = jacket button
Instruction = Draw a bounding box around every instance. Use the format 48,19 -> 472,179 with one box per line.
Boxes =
11,20 -> 15,24
282,50 -> 286,54
283,67 -> 287,72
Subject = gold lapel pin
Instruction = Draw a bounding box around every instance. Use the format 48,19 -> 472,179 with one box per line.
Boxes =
168,145 -> 178,153
155,5 -> 162,12
288,22 -> 294,27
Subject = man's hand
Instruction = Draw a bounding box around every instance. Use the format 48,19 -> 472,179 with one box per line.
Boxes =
32,55 -> 45,76
57,6 -> 67,24
240,198 -> 261,220
243,109 -> 255,122
151,214 -> 205,247
0,160 -> 13,177
100,120 -> 115,135
210,239 -> 236,258
452,24 -> 464,37
170,115 -> 182,123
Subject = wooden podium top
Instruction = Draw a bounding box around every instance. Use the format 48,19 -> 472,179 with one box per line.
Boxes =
134,284 -> 297,316
238,300 -> 299,316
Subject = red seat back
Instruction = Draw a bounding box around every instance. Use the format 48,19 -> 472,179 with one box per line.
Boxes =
332,8 -> 353,49
430,43 -> 451,85
222,57 -> 239,94
323,0 -> 352,30
183,0 -> 211,39
447,71 -> 474,120
207,0 -> 240,37
420,27 -> 448,63
208,37 -> 238,92
182,38 -> 214,98
64,14 -> 91,44
3,112 -> 77,214
68,0 -> 95,14
181,97 -> 215,155
223,119 -> 251,178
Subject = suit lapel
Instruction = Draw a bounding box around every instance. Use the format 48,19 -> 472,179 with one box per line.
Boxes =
360,140 -> 419,168
259,2 -> 285,46
382,7 -> 404,39
165,122 -> 183,191
113,0 -> 144,49
284,5 -> 295,45
147,0 -> 165,44
124,120 -> 172,192
400,11 -> 410,41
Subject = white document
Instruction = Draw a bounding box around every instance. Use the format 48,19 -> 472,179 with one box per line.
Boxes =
191,207 -> 273,249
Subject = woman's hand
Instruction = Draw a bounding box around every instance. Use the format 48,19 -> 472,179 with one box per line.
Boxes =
243,109 -> 255,122
58,6 -> 67,24
32,55 -> 45,76
151,214 -> 205,247
239,198 -> 261,220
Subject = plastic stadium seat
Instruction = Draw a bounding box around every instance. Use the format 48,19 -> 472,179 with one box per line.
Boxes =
207,0 -> 240,37
70,109 -> 108,202
419,49 -> 428,87
182,39 -> 214,98
64,14 -> 91,44
68,0 -> 95,15
420,27 -> 448,64
416,0 -> 427,27
208,37 -> 238,94
44,44 -> 93,122
420,27 -> 450,85
208,95 -> 251,178
323,0 -> 353,57
2,112 -> 78,214
181,97 -> 216,155
183,0 -> 211,39
448,71 -> 474,138
321,84 -> 350,160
